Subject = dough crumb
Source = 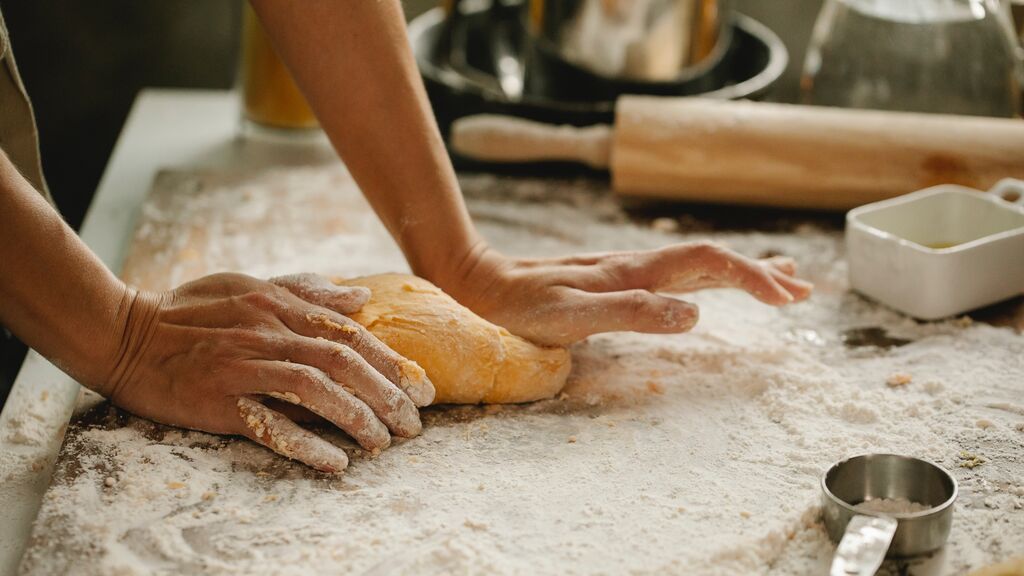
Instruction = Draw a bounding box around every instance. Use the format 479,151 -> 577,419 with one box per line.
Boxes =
201,491 -> 216,501
959,451 -> 987,469
567,436 -> 577,444
104,477 -> 116,488
167,482 -> 186,490
646,381 -> 665,395
740,511 -> 752,519
886,373 -> 912,387
307,313 -> 359,335
399,359 -> 427,383
977,419 -> 994,430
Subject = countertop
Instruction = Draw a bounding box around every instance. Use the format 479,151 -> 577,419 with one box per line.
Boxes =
2,89 -> 1022,576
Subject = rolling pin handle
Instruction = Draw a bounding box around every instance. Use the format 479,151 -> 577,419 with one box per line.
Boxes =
450,114 -> 613,169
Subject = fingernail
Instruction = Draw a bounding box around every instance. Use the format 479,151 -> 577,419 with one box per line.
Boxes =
664,301 -> 699,330
399,360 -> 435,406
390,394 -> 423,438
398,412 -> 423,438
313,443 -> 351,474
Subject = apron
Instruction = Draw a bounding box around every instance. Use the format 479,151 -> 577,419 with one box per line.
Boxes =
0,7 -> 51,203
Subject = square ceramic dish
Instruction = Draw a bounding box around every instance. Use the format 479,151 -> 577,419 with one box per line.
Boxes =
846,179 -> 1024,320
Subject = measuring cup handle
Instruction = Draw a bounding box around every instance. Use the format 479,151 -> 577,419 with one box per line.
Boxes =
830,514 -> 898,576
987,178 -> 1024,205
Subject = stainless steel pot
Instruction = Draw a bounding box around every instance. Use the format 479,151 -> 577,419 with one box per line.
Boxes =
525,0 -> 733,82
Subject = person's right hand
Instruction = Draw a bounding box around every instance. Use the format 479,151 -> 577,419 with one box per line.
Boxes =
96,272 -> 435,473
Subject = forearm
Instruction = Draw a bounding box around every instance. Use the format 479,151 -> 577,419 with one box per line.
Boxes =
250,0 -> 484,284
0,150 -> 131,392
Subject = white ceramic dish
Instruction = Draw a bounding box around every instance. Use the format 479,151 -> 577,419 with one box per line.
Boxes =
846,179 -> 1024,320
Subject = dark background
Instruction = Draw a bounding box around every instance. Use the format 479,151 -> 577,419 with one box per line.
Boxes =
0,0 -> 824,405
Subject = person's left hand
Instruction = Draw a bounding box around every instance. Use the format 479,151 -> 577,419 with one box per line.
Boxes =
437,241 -> 813,347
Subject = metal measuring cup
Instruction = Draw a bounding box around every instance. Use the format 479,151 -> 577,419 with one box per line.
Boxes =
821,454 -> 958,576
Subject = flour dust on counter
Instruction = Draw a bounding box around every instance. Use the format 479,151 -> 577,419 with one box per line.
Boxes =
18,167 -> 1024,575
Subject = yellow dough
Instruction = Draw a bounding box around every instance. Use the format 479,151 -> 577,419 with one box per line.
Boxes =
335,274 -> 572,405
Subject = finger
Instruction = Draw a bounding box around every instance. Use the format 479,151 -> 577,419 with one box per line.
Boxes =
563,244 -> 793,306
554,288 -> 699,341
278,302 -> 434,406
283,337 -> 422,438
236,396 -> 349,473
764,256 -> 797,277
271,273 -> 370,315
251,361 -> 391,452
653,245 -> 795,305
767,267 -> 814,302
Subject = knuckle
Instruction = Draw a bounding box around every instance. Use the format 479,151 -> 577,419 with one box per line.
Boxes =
216,272 -> 262,291
285,364 -> 327,394
267,283 -> 296,302
691,240 -> 722,256
325,341 -> 360,365
238,289 -> 279,311
206,271 -> 246,284
626,290 -> 654,318
273,272 -> 315,287
603,254 -> 638,279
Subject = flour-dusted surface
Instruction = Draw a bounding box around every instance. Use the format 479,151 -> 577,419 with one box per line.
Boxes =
19,167 -> 1024,575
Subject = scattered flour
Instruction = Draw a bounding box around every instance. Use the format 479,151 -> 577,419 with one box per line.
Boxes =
4,413 -> 50,447
3,388 -> 59,447
16,167 -> 1024,576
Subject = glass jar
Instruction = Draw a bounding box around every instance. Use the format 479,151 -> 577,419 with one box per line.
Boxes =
239,5 -> 320,136
802,0 -> 1023,117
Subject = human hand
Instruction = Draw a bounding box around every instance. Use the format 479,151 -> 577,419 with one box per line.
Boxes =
97,273 -> 434,473
438,242 -> 813,347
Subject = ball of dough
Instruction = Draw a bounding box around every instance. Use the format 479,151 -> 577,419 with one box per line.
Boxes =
335,274 -> 572,405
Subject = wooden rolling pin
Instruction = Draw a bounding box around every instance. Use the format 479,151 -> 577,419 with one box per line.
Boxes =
450,97 -> 1024,210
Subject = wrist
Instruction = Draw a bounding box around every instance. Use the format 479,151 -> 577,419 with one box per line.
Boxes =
410,235 -> 490,289
422,240 -> 510,315
90,286 -> 164,402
